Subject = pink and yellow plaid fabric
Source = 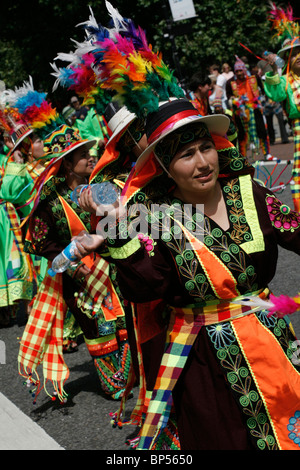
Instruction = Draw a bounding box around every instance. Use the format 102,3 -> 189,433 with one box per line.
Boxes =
78,255 -> 125,322
18,264 -> 69,401
18,255 -> 124,402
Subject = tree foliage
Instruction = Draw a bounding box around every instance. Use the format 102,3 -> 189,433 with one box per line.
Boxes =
0,0 -> 293,107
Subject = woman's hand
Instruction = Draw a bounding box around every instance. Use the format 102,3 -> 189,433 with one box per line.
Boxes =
72,263 -> 91,281
78,186 -> 127,231
72,233 -> 105,258
78,186 -> 98,214
264,53 -> 278,74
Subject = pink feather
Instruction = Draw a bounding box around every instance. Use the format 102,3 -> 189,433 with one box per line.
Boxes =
268,293 -> 300,317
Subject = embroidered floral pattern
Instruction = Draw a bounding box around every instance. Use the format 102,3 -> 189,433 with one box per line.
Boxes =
287,411 -> 300,447
207,320 -> 278,450
266,194 -> 300,232
207,323 -> 236,349
130,195 -> 258,302
223,178 -> 253,245
32,216 -> 49,242
207,312 -> 300,449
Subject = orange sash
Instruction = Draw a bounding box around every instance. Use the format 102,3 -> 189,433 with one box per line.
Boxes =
57,194 -> 125,321
174,218 -> 240,299
232,314 -> 300,450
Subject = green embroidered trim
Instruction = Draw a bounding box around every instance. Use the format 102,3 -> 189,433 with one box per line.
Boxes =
108,237 -> 141,259
223,178 -> 253,245
5,162 -> 28,176
207,320 -> 278,450
265,72 -> 281,86
239,175 -> 265,254
31,216 -> 49,243
152,415 -> 180,450
84,334 -> 116,345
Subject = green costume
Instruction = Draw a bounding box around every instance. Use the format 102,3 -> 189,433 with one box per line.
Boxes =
0,156 -> 34,309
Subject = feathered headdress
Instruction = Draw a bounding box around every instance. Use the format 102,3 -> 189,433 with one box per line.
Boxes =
51,50 -> 112,117
3,76 -> 65,141
268,2 -> 300,58
0,87 -> 33,154
51,7 -> 113,117
269,2 -> 299,42
0,104 -> 31,146
4,77 -> 96,224
89,2 -> 185,119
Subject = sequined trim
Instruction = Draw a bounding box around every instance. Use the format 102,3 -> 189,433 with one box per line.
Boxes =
266,194 -> 300,232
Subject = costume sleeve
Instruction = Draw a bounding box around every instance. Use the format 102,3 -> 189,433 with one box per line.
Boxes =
106,234 -> 181,303
265,192 -> 300,254
25,202 -> 66,261
0,162 -> 34,206
253,180 -> 300,255
263,73 -> 288,103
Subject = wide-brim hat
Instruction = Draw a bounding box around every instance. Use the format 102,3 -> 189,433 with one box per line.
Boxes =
104,102 -> 136,146
278,37 -> 300,58
11,124 -> 33,152
41,124 -> 96,161
134,98 -> 230,172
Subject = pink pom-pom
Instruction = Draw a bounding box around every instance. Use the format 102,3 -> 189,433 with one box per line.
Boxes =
268,294 -> 300,317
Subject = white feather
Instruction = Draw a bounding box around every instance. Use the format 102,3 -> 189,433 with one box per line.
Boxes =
105,1 -> 127,32
3,76 -> 35,106
231,296 -> 274,310
76,5 -> 98,29
50,63 -> 64,91
54,52 -> 79,65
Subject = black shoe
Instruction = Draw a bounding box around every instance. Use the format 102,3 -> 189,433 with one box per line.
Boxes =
282,140 -> 289,144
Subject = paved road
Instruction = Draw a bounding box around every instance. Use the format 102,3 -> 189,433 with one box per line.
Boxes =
1,138 -> 300,451
0,321 -> 138,451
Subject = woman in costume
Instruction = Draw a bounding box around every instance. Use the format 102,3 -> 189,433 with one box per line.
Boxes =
263,3 -> 300,211
0,104 -> 46,326
80,97 -> 300,452
19,121 -> 131,401
75,5 -> 300,450
226,56 -> 272,161
50,11 -> 152,385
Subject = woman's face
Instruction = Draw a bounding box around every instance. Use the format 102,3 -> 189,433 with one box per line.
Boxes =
32,136 -> 45,160
68,146 -> 96,177
168,138 -> 219,197
290,46 -> 300,75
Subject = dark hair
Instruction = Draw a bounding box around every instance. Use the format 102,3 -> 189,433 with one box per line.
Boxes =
188,72 -> 212,92
210,64 -> 220,73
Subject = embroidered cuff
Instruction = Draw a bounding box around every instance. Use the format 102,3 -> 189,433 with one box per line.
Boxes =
264,72 -> 281,86
108,237 -> 141,259
5,162 -> 28,176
